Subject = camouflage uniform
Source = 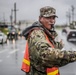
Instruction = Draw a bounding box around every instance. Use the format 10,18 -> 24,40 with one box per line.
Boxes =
22,6 -> 76,75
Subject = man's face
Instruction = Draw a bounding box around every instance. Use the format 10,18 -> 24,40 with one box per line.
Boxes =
40,16 -> 56,30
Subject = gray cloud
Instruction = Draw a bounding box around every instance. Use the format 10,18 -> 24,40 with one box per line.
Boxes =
0,0 -> 76,25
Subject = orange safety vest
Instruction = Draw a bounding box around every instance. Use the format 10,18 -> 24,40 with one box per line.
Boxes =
21,41 -> 30,72
21,33 -> 60,75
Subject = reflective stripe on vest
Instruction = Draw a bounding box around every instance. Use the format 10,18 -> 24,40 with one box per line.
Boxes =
23,58 -> 30,66
46,67 -> 59,75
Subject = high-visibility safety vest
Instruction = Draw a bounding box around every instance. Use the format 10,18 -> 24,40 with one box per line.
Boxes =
21,32 -> 60,75
21,41 -> 30,72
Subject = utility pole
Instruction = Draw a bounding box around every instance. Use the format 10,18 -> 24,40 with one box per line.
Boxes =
13,2 -> 18,25
71,5 -> 75,22
68,10 -> 71,25
66,10 -> 71,25
10,9 -> 13,26
66,12 -> 68,25
3,13 -> 5,24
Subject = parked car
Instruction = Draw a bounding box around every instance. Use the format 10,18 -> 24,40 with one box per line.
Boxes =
0,32 -> 7,44
62,28 -> 67,34
67,29 -> 76,42
62,27 -> 70,34
7,29 -> 18,40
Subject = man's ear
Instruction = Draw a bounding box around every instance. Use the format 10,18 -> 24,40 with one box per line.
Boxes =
39,16 -> 44,22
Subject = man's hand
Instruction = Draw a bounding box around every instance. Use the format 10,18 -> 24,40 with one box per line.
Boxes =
60,39 -> 64,47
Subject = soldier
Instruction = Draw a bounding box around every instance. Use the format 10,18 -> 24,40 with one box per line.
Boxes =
21,6 -> 76,75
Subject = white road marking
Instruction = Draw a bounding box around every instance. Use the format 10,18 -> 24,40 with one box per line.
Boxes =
0,49 -> 8,54
9,49 -> 19,54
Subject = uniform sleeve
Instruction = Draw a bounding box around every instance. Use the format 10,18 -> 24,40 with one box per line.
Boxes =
28,29 -> 76,67
55,42 -> 64,49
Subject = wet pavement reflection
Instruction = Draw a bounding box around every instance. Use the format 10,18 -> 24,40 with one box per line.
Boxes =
0,38 -> 26,75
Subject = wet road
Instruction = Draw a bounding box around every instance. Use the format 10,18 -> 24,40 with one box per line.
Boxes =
0,30 -> 76,75
0,38 -> 26,75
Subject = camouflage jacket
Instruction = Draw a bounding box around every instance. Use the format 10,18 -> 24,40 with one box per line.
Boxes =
22,21 -> 76,75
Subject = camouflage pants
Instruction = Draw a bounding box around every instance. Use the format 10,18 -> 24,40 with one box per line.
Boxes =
26,66 -> 46,75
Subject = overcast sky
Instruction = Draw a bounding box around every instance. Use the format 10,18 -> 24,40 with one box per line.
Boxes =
0,0 -> 76,25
